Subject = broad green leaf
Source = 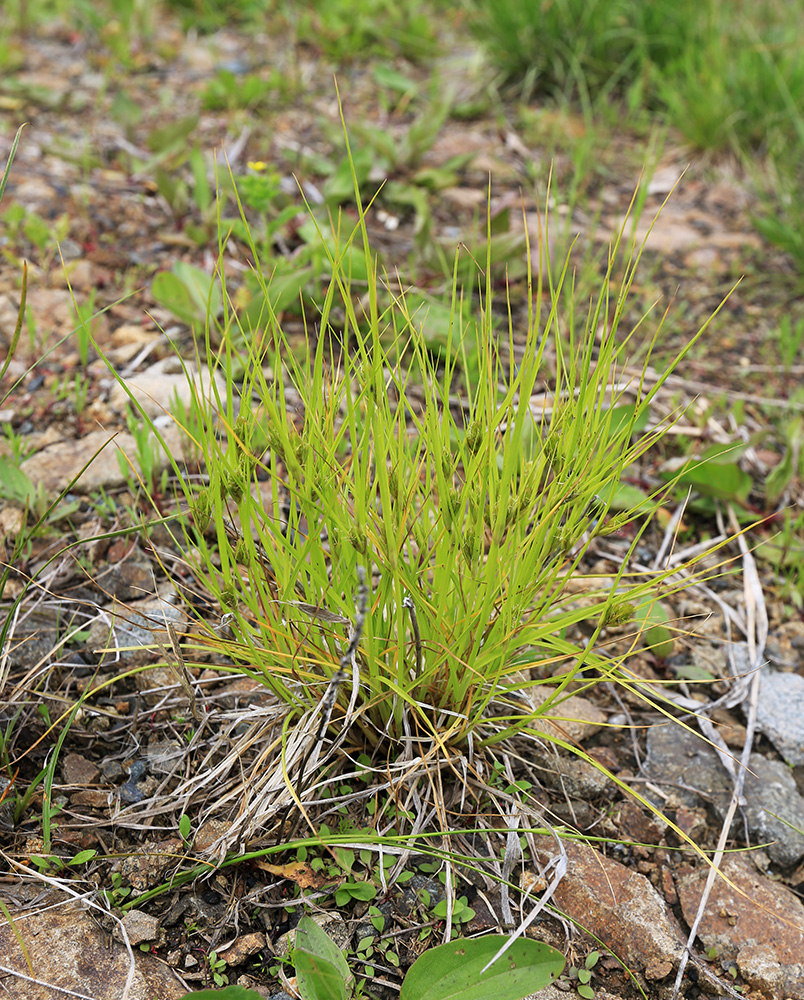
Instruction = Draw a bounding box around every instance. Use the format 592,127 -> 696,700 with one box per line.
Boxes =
412,166 -> 460,191
333,847 -> 354,872
179,988 -> 262,1000
68,849 -> 97,866
603,403 -> 649,442
297,219 -> 371,282
373,64 -> 418,95
151,271 -> 202,327
755,534 -> 804,568
669,459 -> 752,502
295,916 -> 350,983
674,663 -> 716,682
596,480 -> 653,513
294,950 -> 346,1000
399,935 -> 564,1000
634,601 -> 674,659
173,260 -> 222,319
403,292 -> 466,352
384,180 -> 432,233
189,146 -> 212,213
372,63 -> 419,94
349,881 -> 376,900
0,456 -> 36,504
698,440 -> 750,464
264,265 -> 315,314
152,262 -> 222,328
323,149 -> 373,204
147,113 -> 199,153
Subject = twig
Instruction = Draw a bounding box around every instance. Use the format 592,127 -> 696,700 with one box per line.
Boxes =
670,506 -> 766,998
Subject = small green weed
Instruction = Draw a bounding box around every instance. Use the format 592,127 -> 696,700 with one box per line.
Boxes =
201,69 -> 288,111
30,848 -> 97,876
118,404 -> 169,496
557,949 -> 600,999
205,950 -> 229,987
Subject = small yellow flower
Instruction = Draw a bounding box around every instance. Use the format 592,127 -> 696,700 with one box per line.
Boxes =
247,160 -> 267,172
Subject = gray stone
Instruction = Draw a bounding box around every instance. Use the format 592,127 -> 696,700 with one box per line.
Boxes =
643,725 -> 804,866
61,753 -> 100,786
642,723 -> 732,808
88,596 -> 185,667
119,909 -> 161,946
538,753 -> 612,800
742,755 -> 804,867
4,608 -> 60,669
756,668 -> 804,766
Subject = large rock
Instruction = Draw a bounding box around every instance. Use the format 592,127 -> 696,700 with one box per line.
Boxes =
756,668 -> 804,766
109,357 -> 227,420
0,900 -> 186,999
533,838 -> 683,981
676,855 -> 804,999
642,724 -> 804,867
21,425 -> 185,498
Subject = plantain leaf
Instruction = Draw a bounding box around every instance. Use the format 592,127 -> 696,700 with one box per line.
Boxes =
293,915 -> 349,1000
400,935 -> 564,1000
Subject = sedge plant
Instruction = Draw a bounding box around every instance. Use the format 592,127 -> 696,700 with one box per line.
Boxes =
146,113 -> 739,863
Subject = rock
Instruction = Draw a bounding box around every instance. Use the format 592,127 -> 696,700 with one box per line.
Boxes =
61,752 -> 100,786
742,756 -> 804,867
70,789 -> 111,808
88,595 -> 186,668
538,753 -> 612,800
523,689 -> 606,744
616,799 -> 667,845
0,901 -> 185,999
144,739 -> 186,775
58,258 -> 97,291
119,909 -> 162,946
195,819 -> 233,853
676,855 -> 804,999
218,931 -> 266,965
4,608 -> 60,669
218,676 -> 272,708
0,505 -> 25,538
642,724 -> 730,807
109,357 -> 227,420
109,838 -> 184,893
21,425 -> 185,499
93,554 -> 155,602
532,837 -> 683,977
100,759 -> 125,782
756,668 -> 804,766
643,724 -> 804,866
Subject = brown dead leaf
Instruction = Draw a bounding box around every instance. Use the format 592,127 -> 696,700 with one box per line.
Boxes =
254,860 -> 333,888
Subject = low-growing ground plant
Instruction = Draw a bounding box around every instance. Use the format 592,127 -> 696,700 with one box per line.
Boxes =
179,915 -> 566,1000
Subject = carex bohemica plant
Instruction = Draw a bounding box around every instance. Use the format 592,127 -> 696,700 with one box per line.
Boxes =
161,118 -> 735,863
